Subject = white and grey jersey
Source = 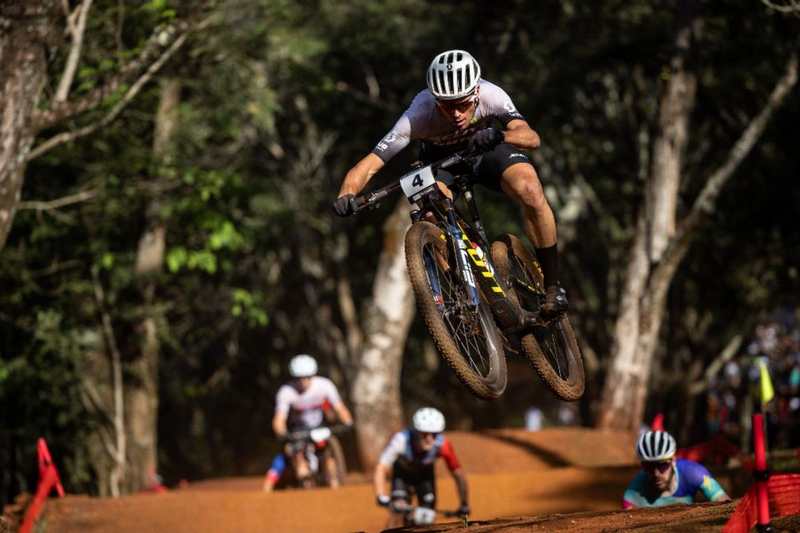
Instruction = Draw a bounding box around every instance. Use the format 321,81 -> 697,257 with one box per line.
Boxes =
372,79 -> 525,162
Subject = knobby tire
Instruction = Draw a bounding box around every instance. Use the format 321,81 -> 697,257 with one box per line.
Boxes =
325,435 -> 347,488
405,221 -> 507,400
491,234 -> 585,401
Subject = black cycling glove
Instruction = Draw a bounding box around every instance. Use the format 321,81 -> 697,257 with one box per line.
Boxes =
333,194 -> 355,217
469,127 -> 504,152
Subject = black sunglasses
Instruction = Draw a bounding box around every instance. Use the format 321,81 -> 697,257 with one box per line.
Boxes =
641,461 -> 672,473
435,95 -> 478,113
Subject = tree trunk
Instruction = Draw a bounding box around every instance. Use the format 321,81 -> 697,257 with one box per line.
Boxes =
597,30 -> 797,432
597,15 -> 697,431
350,199 -> 415,471
124,79 -> 180,492
80,346 -> 115,497
0,2 -> 57,248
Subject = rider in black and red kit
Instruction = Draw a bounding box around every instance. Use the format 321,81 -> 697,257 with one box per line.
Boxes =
334,49 -> 568,316
374,407 -> 469,528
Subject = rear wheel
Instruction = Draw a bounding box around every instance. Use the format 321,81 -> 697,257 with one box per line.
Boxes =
405,221 -> 507,399
491,234 -> 584,401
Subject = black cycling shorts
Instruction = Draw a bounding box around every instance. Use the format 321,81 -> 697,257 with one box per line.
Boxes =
421,142 -> 532,193
474,143 -> 532,191
390,461 -> 436,509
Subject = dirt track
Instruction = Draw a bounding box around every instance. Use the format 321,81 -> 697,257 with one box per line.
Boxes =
42,428 -> 777,532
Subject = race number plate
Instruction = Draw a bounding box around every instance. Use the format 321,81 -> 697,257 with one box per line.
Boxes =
399,165 -> 436,200
309,427 -> 332,443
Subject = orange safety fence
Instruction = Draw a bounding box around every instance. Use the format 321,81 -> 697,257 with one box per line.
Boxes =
723,473 -> 800,533
768,473 -> 800,517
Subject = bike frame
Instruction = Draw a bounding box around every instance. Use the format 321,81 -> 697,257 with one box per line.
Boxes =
353,152 -> 525,333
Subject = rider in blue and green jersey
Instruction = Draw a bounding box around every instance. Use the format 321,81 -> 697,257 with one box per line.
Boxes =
623,430 -> 731,509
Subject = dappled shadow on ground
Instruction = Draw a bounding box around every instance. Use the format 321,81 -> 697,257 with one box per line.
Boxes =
387,501 -> 737,532
479,431 -> 571,467
45,428 -> 760,533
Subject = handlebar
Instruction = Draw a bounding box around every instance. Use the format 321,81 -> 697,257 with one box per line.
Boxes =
282,423 -> 352,443
351,149 -> 479,214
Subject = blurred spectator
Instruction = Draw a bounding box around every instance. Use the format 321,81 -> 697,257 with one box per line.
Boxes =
525,407 -> 543,431
557,403 -> 577,426
703,307 -> 800,450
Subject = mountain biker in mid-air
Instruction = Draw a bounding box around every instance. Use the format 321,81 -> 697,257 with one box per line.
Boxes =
333,49 -> 568,317
263,354 -> 353,491
374,407 -> 469,528
623,430 -> 731,509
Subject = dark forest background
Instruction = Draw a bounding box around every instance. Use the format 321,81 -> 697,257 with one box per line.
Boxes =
1,0 -> 798,503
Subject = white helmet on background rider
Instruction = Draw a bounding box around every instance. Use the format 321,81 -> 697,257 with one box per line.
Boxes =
636,430 -> 677,461
289,354 -> 318,378
426,50 -> 481,101
411,407 -> 446,433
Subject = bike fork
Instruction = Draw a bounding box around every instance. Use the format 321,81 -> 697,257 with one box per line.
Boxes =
444,201 -> 481,307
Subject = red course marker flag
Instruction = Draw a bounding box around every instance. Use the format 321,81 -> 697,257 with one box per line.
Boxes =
19,438 -> 65,533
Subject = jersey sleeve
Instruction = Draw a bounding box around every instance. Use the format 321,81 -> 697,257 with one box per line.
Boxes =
319,377 -> 343,407
481,82 -> 525,125
378,432 -> 407,467
372,114 -> 412,162
622,471 -> 649,509
700,475 -> 728,501
682,460 -> 728,502
274,385 -> 294,416
439,438 -> 461,472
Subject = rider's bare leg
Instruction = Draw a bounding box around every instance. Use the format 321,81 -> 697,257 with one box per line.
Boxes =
499,163 -> 558,282
292,452 -> 311,486
500,162 -> 566,314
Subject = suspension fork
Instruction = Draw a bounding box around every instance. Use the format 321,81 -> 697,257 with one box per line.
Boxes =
443,199 -> 481,307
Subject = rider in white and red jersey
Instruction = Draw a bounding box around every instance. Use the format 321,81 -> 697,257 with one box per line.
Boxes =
264,354 -> 353,491
374,407 -> 469,528
334,49 -> 567,316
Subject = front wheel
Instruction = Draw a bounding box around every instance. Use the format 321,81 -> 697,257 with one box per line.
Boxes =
322,435 -> 347,488
491,234 -> 585,401
405,221 -> 507,400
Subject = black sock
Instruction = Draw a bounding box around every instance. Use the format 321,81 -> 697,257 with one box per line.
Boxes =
535,243 -> 559,288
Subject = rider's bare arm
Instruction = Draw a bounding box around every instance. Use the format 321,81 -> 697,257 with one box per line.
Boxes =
373,462 -> 391,499
272,412 -> 287,437
502,119 -> 540,151
338,153 -> 385,197
450,467 -> 469,507
333,401 -> 353,426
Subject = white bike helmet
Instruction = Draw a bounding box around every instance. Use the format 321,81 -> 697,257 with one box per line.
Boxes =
411,407 -> 446,433
289,354 -> 318,378
426,50 -> 481,100
636,430 -> 677,461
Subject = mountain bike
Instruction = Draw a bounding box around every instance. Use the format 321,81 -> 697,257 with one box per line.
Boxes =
389,501 -> 468,527
350,149 -> 584,401
281,424 -> 349,489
